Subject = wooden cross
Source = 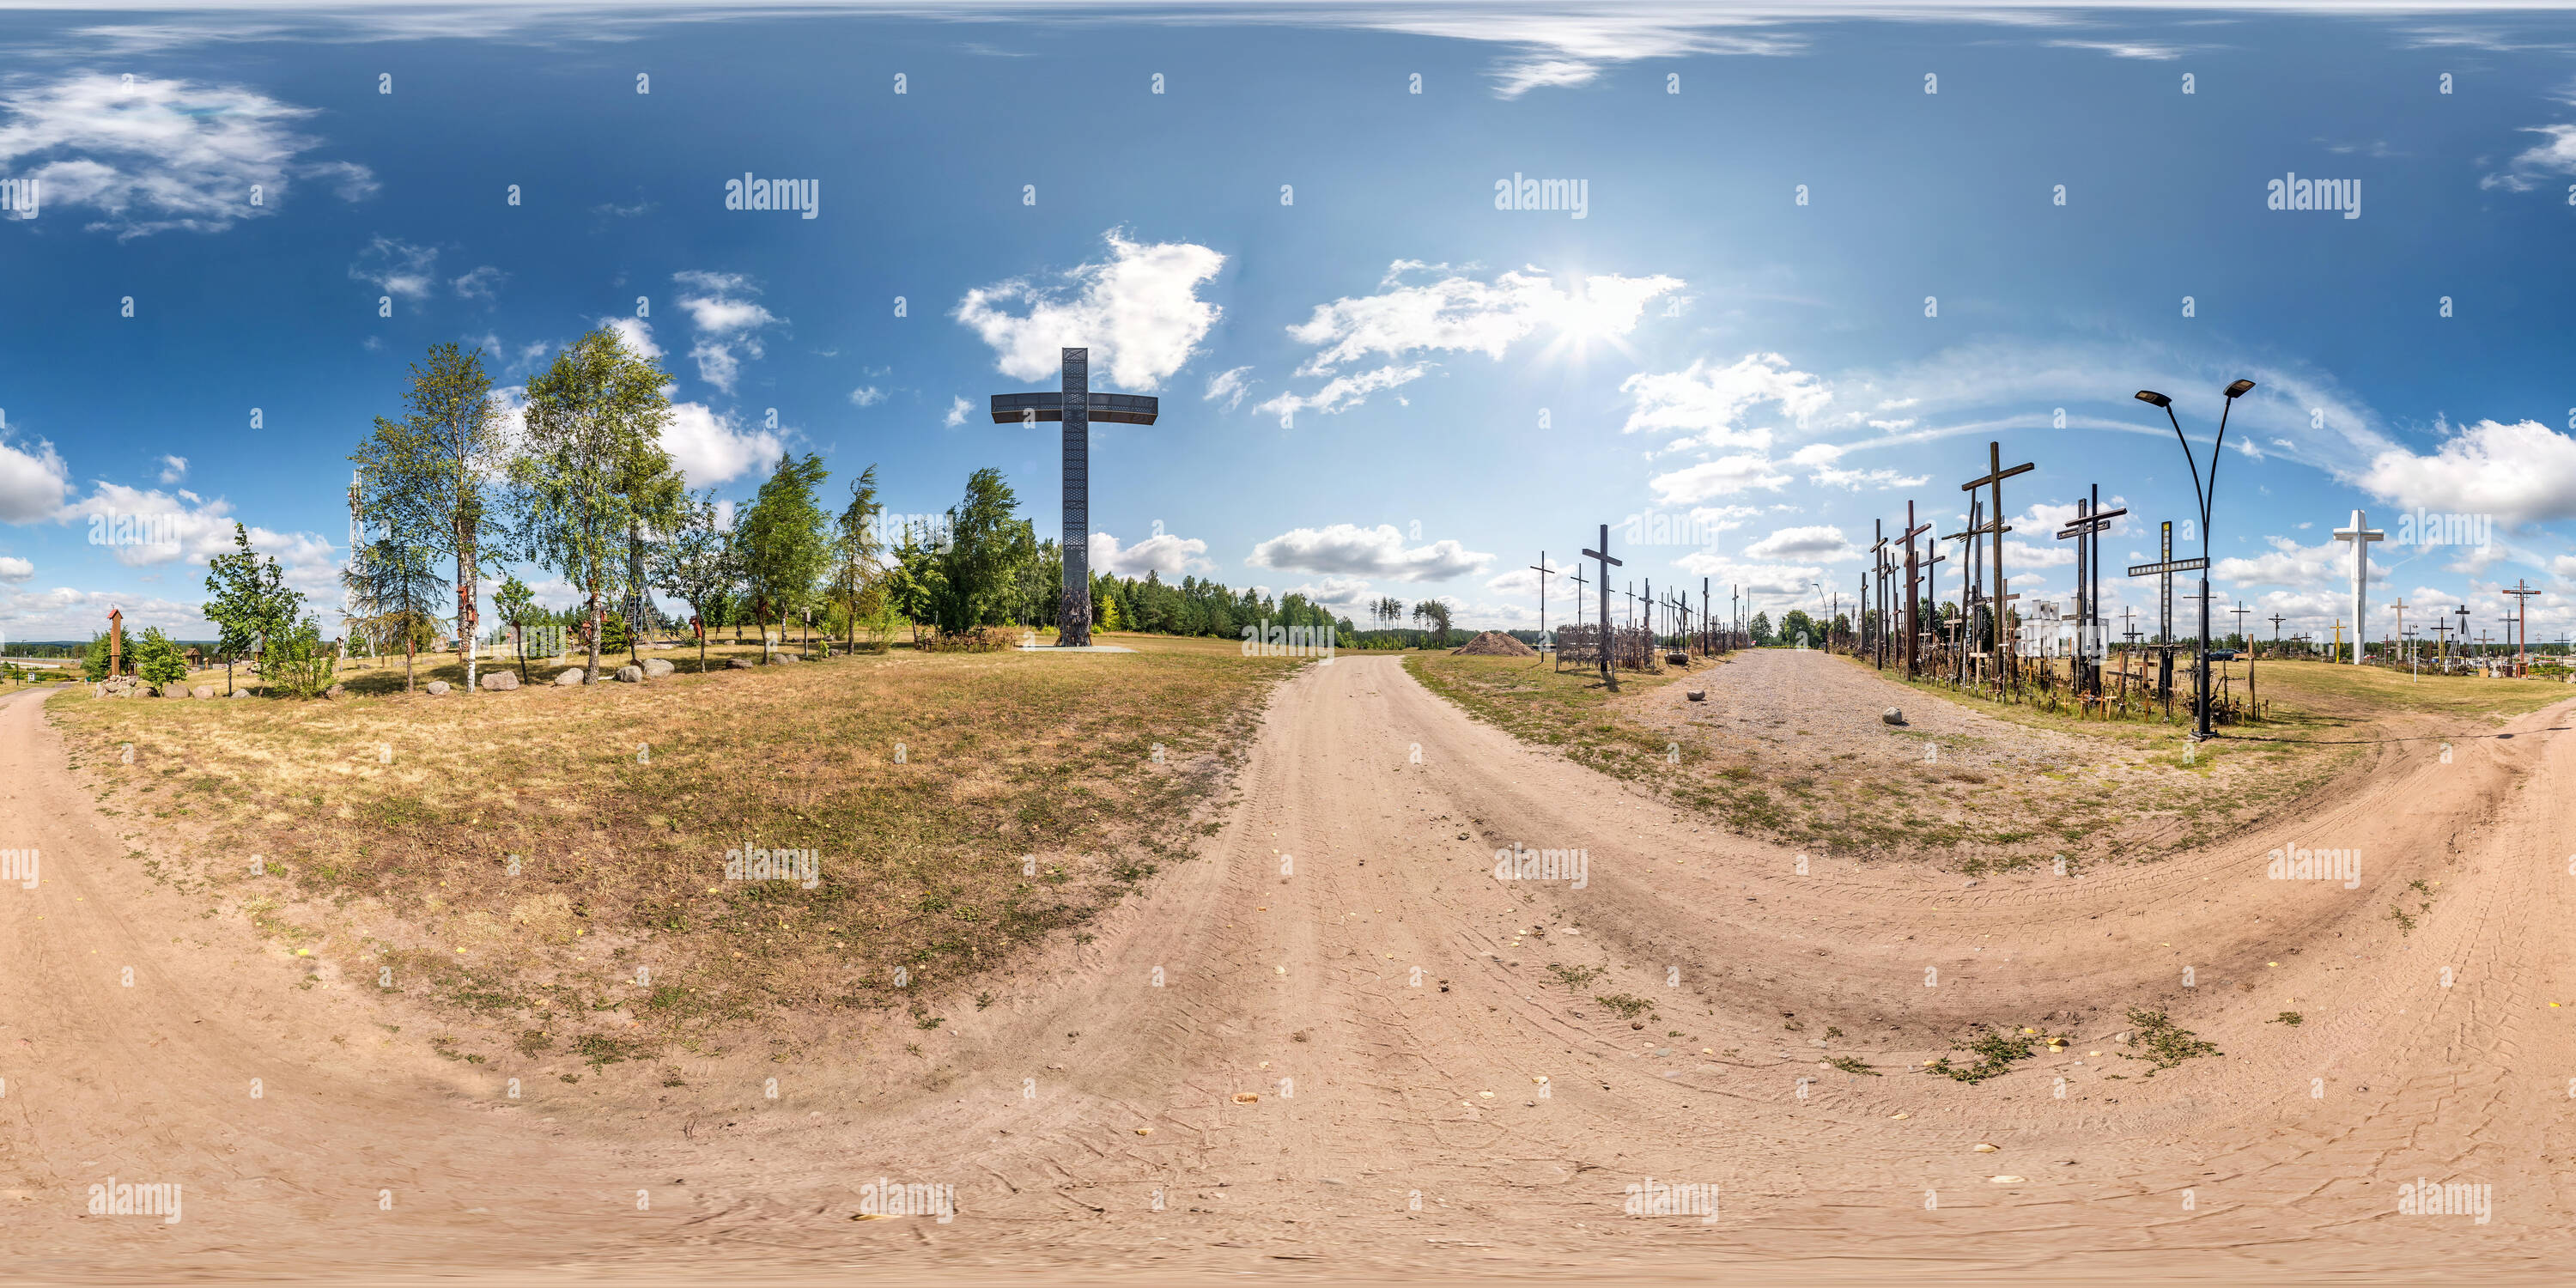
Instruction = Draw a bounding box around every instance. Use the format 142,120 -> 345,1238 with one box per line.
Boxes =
1963,442 -> 2035,686
1529,552 -> 1556,641
1868,519 -> 1889,665
2269,612 -> 2287,654
2505,580 -> 2539,671
988,347 -> 1159,647
2055,486 -> 2128,681
1898,501 -> 1932,674
1580,524 -> 1622,691
106,606 -> 123,677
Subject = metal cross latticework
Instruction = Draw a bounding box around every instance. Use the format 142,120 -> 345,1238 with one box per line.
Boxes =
989,347 -> 1160,647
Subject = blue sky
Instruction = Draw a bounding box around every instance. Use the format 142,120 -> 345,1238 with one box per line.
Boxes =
3,3 -> 2575,650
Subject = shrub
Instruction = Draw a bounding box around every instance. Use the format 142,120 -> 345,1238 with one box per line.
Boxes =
264,617 -> 340,699
133,628 -> 191,686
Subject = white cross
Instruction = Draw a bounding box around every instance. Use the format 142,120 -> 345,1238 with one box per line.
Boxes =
2332,509 -> 2385,665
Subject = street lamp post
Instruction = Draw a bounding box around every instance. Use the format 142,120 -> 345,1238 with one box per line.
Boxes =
2135,379 -> 2254,739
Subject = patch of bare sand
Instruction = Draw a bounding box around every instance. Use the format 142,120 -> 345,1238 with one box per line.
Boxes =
1626,648 -> 2354,866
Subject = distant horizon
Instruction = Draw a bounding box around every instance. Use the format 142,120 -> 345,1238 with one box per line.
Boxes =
5,3 -> 2574,648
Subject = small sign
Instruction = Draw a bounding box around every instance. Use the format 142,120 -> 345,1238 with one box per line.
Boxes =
2128,557 -> 2209,577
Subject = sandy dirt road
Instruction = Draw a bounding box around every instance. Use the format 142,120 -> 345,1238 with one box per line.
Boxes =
3,650 -> 2573,1284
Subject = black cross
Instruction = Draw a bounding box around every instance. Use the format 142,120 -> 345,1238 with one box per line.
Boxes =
1962,442 -> 2035,689
2055,484 -> 2127,690
989,347 -> 1159,647
1581,524 -> 1623,691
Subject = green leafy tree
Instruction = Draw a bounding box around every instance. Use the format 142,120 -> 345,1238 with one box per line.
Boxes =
830,465 -> 884,648
203,523 -> 300,696
81,624 -> 123,682
494,574 -> 538,681
352,343 -> 504,688
651,490 -> 739,673
508,326 -> 674,680
737,452 -> 832,658
611,442 -> 687,665
935,469 -> 1033,635
132,627 -> 189,688
343,535 -> 451,693
1750,611 -> 1775,647
1780,608 -> 1817,648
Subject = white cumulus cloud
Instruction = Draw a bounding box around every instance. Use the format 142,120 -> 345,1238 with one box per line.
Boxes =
2358,418 -> 2576,526
1247,523 -> 1492,582
673,270 -> 781,395
1090,531 -> 1211,579
0,72 -> 376,238
0,433 -> 72,522
1257,263 -> 1681,419
957,229 -> 1224,392
659,403 -> 781,489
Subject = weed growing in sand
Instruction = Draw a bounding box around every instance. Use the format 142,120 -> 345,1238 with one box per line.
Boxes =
1825,1055 -> 1880,1076
2121,1008 -> 2221,1074
1547,963 -> 1604,990
2272,1012 -> 2303,1026
1924,1026 -> 2065,1083
1595,993 -> 1651,1020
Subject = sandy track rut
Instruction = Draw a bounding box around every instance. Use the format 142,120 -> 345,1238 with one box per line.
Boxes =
3,653 -> 2573,1282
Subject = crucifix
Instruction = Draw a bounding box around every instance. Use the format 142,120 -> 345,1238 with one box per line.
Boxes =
2330,509 -> 2385,665
2055,486 -> 2128,695
2269,612 -> 2286,657
1899,501 -> 1932,676
988,346 -> 1160,647
1569,563 -> 1589,663
2505,580 -> 2539,674
1529,552 -> 1556,642
1875,518 -> 1896,670
1581,525 -> 1623,691
1963,442 -> 2035,691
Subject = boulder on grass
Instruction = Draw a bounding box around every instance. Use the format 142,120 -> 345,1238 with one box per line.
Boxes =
642,658 -> 675,678
480,670 -> 519,692
325,683 -> 348,700
1881,707 -> 1905,726
615,665 -> 643,683
726,658 -> 755,670
769,653 -> 799,665
191,685 -> 216,699
231,688 -> 253,698
425,680 -> 451,696
1686,690 -> 1707,702
555,668 -> 588,686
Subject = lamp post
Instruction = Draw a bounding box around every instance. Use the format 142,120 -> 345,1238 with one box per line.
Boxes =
2135,378 -> 2254,739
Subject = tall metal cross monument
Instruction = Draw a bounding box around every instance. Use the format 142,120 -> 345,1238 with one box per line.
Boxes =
989,347 -> 1159,647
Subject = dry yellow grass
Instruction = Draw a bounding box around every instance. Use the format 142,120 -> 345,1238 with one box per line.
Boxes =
53,633 -> 1303,1065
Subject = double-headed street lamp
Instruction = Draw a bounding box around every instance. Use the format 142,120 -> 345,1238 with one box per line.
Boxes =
2136,378 -> 2256,739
